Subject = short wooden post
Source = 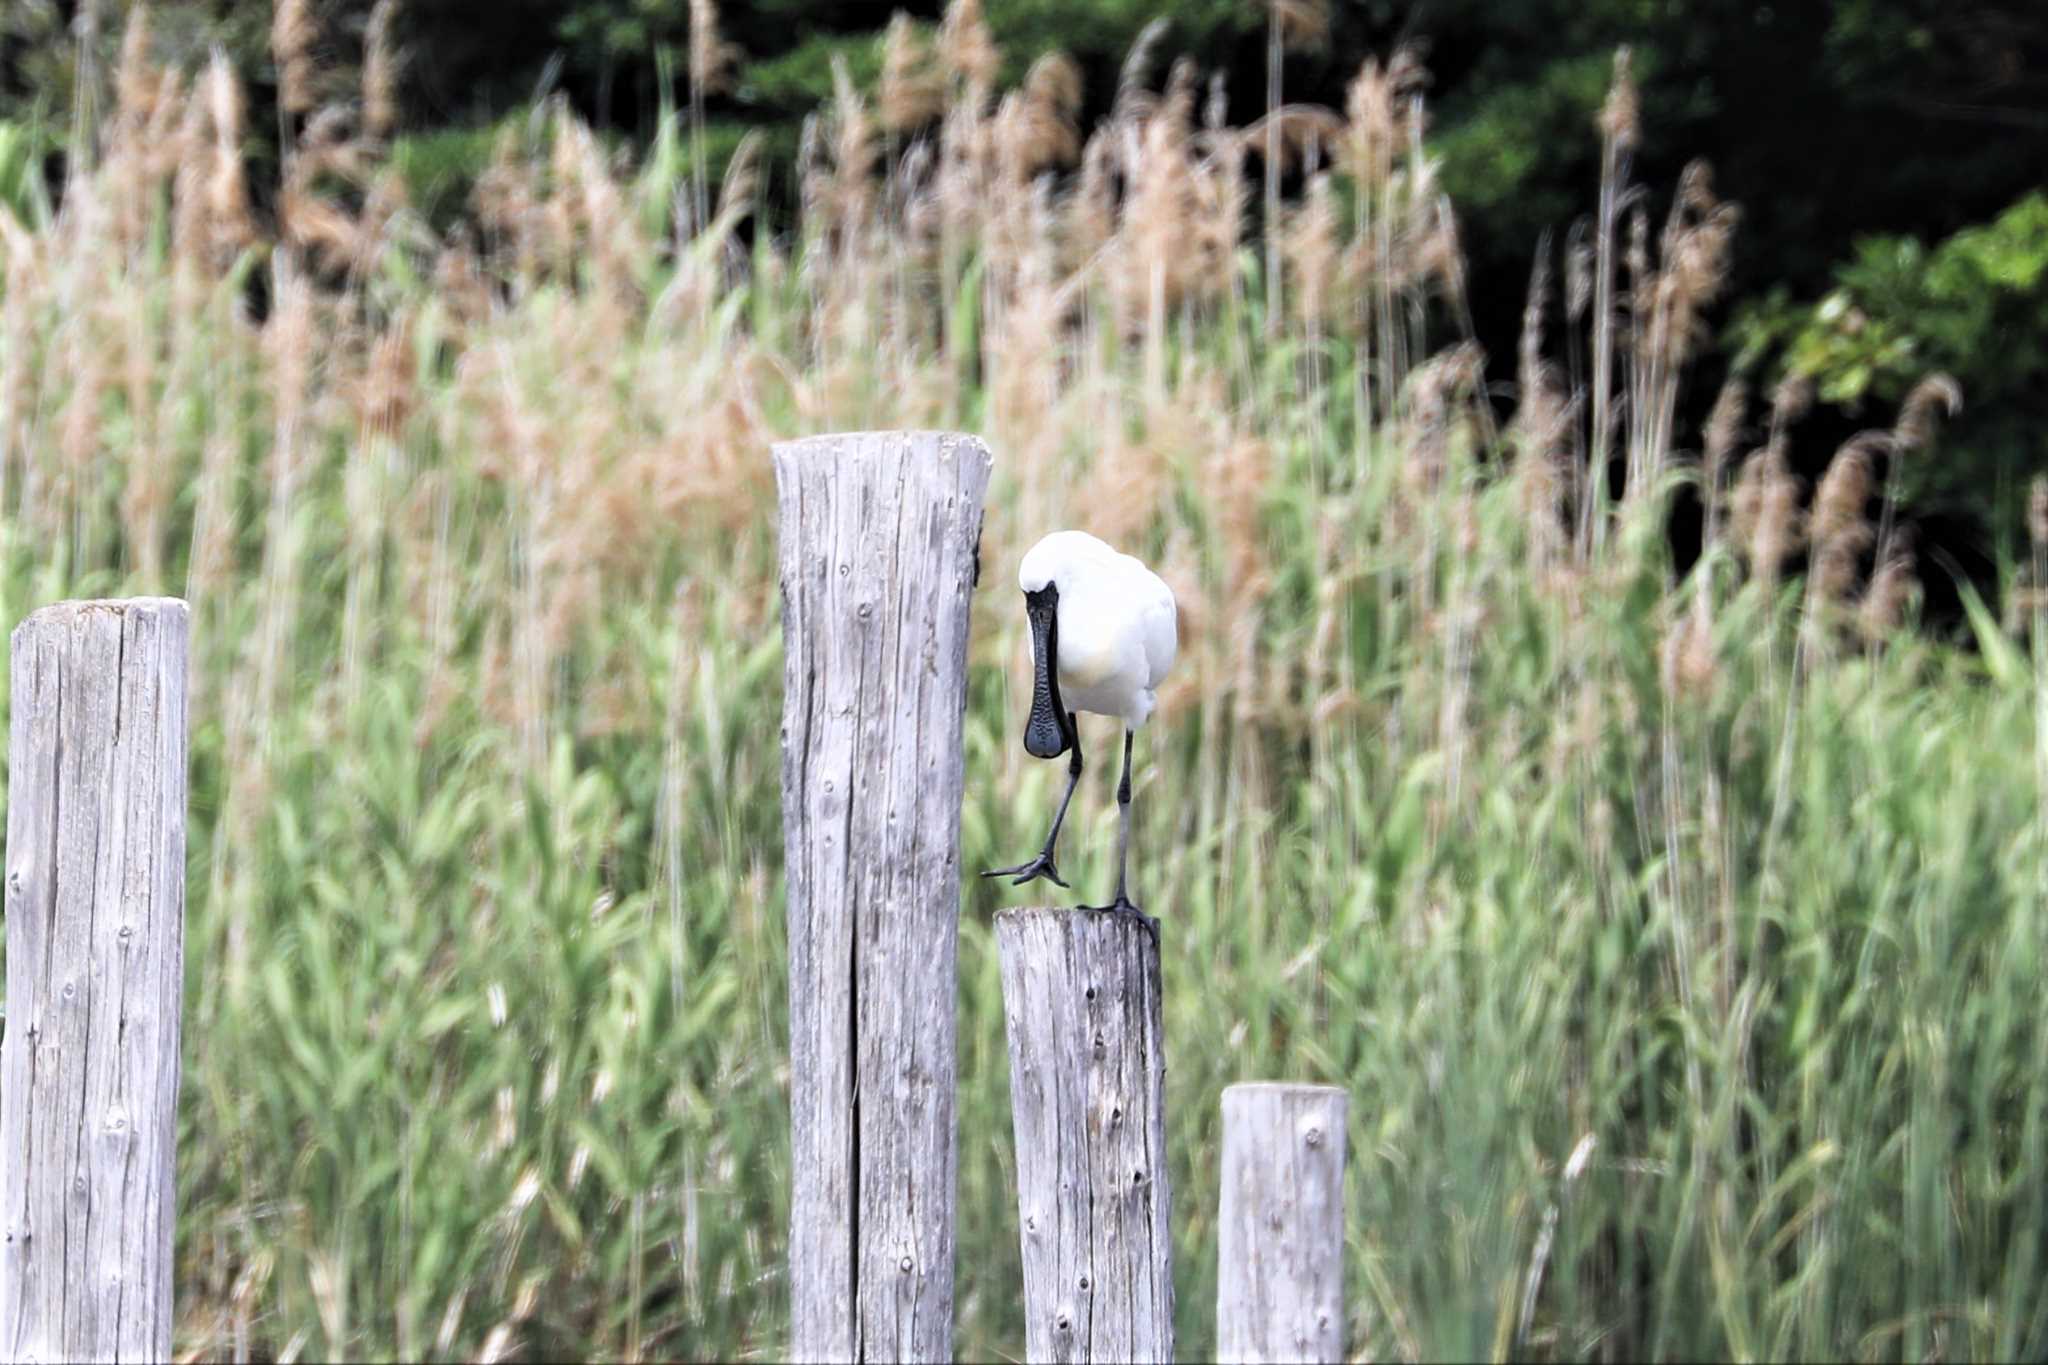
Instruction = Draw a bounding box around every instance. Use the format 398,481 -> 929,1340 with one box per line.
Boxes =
773,431 -> 991,1362
1216,1083 -> 1349,1363
996,908 -> 1173,1363
0,598 -> 190,1362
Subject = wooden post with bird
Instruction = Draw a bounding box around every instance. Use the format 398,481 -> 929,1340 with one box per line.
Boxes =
0,598 -> 190,1363
995,907 -> 1174,1363
1216,1082 -> 1350,1363
772,430 -> 991,1362
982,526 -> 1181,1362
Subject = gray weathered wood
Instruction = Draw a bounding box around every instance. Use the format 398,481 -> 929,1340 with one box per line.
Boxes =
1,598 -> 190,1363
773,431 -> 991,1363
996,907 -> 1173,1364
1216,1082 -> 1349,1363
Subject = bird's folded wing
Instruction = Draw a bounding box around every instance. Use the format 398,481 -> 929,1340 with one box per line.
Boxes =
1136,576 -> 1178,687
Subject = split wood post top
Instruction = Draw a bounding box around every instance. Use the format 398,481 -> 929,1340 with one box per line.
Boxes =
995,907 -> 1173,1364
1216,1082 -> 1350,1363
773,431 -> 992,1363
1,598 -> 190,1363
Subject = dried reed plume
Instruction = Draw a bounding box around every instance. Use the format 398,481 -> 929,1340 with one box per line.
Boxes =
2024,478 -> 2048,641
1859,529 -> 1918,644
1113,59 -> 1204,339
114,4 -> 158,139
1583,47 -> 1636,555
1700,379 -> 1746,560
1337,48 -> 1425,188
1635,162 -> 1738,487
1876,370 -> 1961,557
203,51 -> 255,259
363,0 -> 401,143
822,57 -> 879,246
689,0 -> 740,98
993,52 -> 1082,185
1660,600 -> 1718,700
1265,0 -> 1332,332
1115,18 -> 1172,121
684,0 -> 743,230
1769,372 -> 1813,438
1809,435 -> 1880,608
938,0 -> 1002,100
1598,46 -> 1639,152
880,14 -> 946,133
1281,171 -> 1342,326
1893,372 -> 1963,456
272,0 -> 319,116
1511,243 -> 1572,564
1272,0 -> 1333,50
1730,441 -> 1805,595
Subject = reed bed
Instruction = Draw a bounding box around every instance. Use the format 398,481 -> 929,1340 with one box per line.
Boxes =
0,5 -> 2042,1360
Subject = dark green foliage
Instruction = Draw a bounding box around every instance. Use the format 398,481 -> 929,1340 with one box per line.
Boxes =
390,122 -> 503,228
1734,193 -> 2048,549
0,118 -> 52,225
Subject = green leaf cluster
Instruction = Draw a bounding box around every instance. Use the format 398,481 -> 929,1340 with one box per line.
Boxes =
1735,192 -> 2048,542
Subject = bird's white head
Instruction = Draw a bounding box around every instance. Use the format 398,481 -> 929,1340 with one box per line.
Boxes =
1012,532 -> 1113,761
1018,530 -> 1113,594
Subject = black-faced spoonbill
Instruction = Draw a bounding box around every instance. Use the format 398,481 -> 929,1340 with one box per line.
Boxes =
982,531 -> 1178,927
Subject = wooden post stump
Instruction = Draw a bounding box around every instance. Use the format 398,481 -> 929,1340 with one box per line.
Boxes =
1216,1082 -> 1349,1363
996,907 -> 1173,1364
1,598 -> 190,1362
773,431 -> 991,1362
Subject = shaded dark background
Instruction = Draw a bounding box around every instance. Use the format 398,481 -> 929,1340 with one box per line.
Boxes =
5,0 -> 2045,610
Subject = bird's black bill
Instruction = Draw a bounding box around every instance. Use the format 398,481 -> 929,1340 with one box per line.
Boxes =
1022,585 -> 1071,759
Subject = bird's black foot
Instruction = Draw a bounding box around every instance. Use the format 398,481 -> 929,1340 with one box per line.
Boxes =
981,852 -> 1069,889
1080,895 -> 1160,946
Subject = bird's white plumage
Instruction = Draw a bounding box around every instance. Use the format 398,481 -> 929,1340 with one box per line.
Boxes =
1018,531 -> 1178,728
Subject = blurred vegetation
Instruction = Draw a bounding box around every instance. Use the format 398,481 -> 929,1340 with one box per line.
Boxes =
3,0 -> 2043,548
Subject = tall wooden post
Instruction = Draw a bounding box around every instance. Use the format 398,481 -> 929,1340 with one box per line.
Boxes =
1,598 -> 190,1362
996,907 -> 1173,1363
1216,1082 -> 1350,1363
773,431 -> 991,1362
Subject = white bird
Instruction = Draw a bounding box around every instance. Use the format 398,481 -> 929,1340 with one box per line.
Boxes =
982,531 -> 1178,923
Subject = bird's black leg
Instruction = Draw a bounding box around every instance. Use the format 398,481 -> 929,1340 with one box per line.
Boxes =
982,713 -> 1083,889
1084,729 -> 1157,943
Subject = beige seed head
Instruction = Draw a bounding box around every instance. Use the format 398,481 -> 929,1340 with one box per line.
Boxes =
938,0 -> 1002,97
690,0 -> 741,99
879,13 -> 945,133
1859,537 -> 1918,643
114,5 -> 158,130
1812,435 -> 1879,548
363,0 -> 401,142
272,0 -> 319,115
1892,371 -> 1962,455
1659,605 -> 1718,701
1599,47 -> 1638,152
1703,379 -> 1746,478
1770,372 -> 1813,430
1271,0 -> 1333,52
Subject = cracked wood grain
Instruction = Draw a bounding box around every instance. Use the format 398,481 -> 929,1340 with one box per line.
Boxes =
1216,1083 -> 1349,1363
1,598 -> 189,1363
995,908 -> 1173,1364
774,432 -> 991,1363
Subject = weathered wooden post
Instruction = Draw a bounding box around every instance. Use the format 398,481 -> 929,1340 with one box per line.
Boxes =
1216,1082 -> 1349,1363
996,907 -> 1173,1363
1,598 -> 190,1362
773,431 -> 991,1362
